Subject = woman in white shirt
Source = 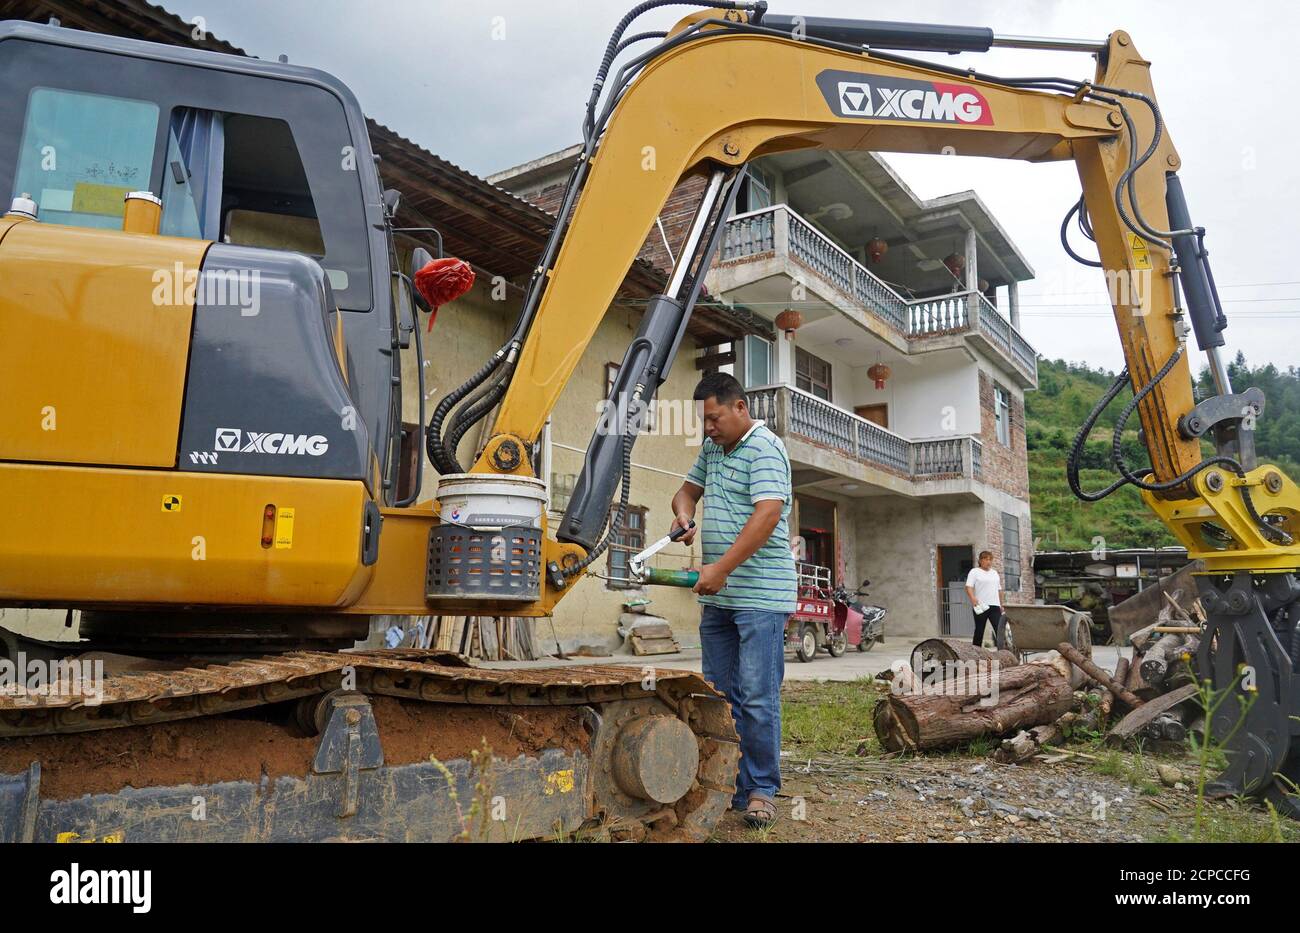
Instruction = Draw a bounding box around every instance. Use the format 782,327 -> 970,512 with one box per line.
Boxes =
965,550 -> 1004,648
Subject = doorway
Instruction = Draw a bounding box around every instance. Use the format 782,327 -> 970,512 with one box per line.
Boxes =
795,494 -> 837,582
938,544 -> 974,635
855,404 -> 888,429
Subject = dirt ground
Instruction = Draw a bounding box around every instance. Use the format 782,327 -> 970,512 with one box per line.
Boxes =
0,698 -> 588,800
710,680 -> 1297,844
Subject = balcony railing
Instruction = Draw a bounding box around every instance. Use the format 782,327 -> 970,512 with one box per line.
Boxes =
747,383 -> 983,483
974,291 -> 1038,376
721,204 -> 1038,383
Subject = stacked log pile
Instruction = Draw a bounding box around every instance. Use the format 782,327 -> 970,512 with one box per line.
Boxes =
874,640 -> 1073,753
873,595 -> 1206,759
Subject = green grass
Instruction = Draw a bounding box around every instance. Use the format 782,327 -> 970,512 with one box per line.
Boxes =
1155,803 -> 1293,843
781,679 -> 881,757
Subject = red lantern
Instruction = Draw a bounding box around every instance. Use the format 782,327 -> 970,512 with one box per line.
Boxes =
775,309 -> 804,335
867,236 -> 888,264
414,257 -> 476,331
868,363 -> 891,390
943,252 -> 965,281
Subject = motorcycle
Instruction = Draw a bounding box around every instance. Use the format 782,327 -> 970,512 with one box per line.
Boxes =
830,578 -> 887,654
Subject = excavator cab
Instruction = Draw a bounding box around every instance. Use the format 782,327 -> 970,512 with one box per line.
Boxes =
0,22 -> 414,618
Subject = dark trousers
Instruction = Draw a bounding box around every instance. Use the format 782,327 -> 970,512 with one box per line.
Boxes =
972,605 -> 1004,648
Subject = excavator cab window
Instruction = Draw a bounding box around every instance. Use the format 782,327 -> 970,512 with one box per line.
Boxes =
2,35 -> 376,311
161,107 -> 337,290
12,87 -> 160,229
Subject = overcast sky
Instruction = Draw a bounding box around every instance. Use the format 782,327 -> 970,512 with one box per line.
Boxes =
161,0 -> 1300,373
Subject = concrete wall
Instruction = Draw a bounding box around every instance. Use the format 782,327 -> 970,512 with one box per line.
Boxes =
847,494 -> 988,639
400,274 -> 514,476
0,608 -> 77,642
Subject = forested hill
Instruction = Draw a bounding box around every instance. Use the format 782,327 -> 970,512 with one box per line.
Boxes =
1026,353 -> 1300,551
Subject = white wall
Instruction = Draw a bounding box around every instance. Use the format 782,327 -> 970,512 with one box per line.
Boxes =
788,332 -> 981,440
855,352 -> 981,438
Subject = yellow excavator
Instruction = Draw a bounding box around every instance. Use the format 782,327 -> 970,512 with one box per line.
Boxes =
1,4 -> 1297,841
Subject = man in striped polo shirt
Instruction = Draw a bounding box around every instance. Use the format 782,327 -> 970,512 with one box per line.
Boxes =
671,372 -> 796,828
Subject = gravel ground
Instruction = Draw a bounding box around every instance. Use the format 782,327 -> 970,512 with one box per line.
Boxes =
710,681 -> 1291,843
712,754 -> 1165,842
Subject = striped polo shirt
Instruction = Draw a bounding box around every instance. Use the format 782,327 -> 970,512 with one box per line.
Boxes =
685,420 -> 797,613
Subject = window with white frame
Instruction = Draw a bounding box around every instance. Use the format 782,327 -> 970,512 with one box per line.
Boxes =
607,505 -> 648,589
744,334 -> 773,388
796,347 -> 832,402
736,165 -> 774,214
1001,512 -> 1021,592
994,383 -> 1012,446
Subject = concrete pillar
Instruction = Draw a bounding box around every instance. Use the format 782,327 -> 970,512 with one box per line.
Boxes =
1008,280 -> 1021,330
775,329 -> 796,386
964,226 -> 978,292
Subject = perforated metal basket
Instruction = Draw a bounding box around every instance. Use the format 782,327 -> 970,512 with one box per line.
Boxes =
426,524 -> 542,602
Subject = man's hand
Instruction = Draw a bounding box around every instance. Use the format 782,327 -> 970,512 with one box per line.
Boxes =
671,482 -> 703,546
670,511 -> 698,546
694,563 -> 728,596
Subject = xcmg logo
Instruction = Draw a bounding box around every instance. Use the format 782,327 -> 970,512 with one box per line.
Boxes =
214,427 -> 329,456
816,69 -> 993,126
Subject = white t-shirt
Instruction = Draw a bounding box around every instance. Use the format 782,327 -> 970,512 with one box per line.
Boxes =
966,567 -> 1002,608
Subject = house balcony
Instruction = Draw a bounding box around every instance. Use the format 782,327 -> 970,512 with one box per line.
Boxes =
746,383 -> 985,498
718,204 -> 1038,388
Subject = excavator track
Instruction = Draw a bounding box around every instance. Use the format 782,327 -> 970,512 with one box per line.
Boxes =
0,648 -> 739,842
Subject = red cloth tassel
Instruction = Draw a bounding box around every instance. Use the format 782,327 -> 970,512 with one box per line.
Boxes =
414,257 -> 475,331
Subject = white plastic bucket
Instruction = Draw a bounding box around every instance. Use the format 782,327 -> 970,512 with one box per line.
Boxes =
436,473 -> 547,529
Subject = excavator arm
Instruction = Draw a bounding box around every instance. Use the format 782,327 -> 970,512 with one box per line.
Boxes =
423,6 -> 1300,808
446,8 -> 1235,547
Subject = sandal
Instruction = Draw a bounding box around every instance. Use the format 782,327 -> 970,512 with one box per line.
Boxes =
743,795 -> 777,828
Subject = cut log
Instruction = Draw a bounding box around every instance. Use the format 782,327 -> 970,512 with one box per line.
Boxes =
910,638 -> 1017,674
995,712 -> 1079,763
874,663 -> 1073,752
1125,646 -> 1158,701
1029,650 -> 1086,689
1106,683 -> 1199,745
1112,656 -> 1131,694
1057,642 -> 1144,709
1139,633 -> 1188,688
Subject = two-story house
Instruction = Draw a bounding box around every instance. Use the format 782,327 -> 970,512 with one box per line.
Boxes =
494,146 -> 1039,640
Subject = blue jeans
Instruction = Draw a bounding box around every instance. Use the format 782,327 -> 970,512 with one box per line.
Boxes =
699,605 -> 786,808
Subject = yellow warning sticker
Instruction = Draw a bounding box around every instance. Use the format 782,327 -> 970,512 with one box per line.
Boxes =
544,769 -> 576,795
1129,232 -> 1152,270
56,830 -> 124,843
71,182 -> 132,217
161,494 -> 182,512
274,507 -> 295,549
